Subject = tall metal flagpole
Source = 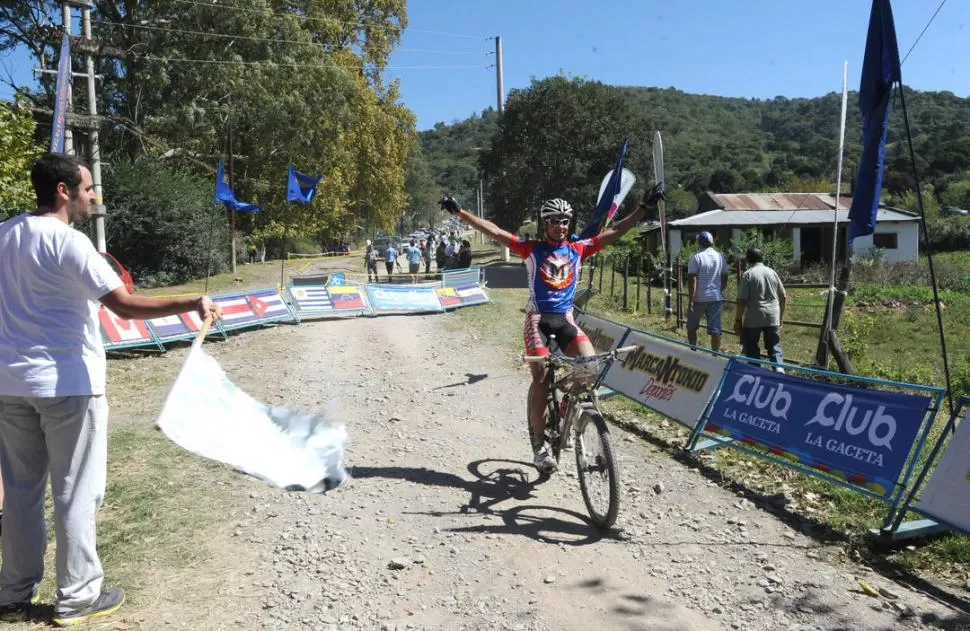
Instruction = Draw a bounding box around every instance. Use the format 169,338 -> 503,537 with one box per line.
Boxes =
653,131 -> 671,319
825,62 -> 850,336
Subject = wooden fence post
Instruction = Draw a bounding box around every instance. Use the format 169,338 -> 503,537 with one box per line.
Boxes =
676,258 -> 683,328
610,257 -> 616,299
623,255 -> 630,311
647,282 -> 652,315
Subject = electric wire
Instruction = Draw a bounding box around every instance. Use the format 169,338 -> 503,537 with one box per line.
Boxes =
133,54 -> 485,71
900,0 -> 946,66
93,19 -> 488,56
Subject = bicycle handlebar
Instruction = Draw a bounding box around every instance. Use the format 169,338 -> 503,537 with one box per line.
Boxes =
521,345 -> 639,365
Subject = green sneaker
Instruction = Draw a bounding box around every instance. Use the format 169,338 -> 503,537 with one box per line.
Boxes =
53,587 -> 124,627
0,592 -> 42,623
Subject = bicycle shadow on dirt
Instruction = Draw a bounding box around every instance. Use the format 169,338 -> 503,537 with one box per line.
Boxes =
351,459 -> 617,546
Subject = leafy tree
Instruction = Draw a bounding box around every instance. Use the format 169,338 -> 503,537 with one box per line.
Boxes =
0,99 -> 43,215
479,76 -> 638,230
101,158 -> 230,287
405,144 -> 443,230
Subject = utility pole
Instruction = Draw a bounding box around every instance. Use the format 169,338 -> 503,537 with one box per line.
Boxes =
79,0 -> 106,252
227,112 -> 237,273
60,3 -> 74,156
494,36 -> 505,114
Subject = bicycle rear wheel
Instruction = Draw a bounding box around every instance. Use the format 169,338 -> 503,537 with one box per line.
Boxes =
574,409 -> 620,528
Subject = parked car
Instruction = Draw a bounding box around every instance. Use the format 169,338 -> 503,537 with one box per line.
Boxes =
941,206 -> 969,217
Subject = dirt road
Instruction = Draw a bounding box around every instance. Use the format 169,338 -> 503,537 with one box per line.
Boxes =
101,305 -> 968,629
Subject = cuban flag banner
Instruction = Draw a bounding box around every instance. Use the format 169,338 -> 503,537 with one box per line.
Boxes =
212,293 -> 260,330
245,288 -> 295,323
287,164 -> 322,204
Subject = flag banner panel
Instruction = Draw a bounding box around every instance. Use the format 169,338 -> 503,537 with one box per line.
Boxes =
245,288 -> 296,324
441,267 -> 481,289
148,313 -> 205,343
705,362 -> 931,498
365,285 -> 444,314
287,285 -> 333,312
603,329 -> 728,429
574,311 -> 629,353
436,284 -> 488,309
157,345 -> 348,492
326,285 -> 368,311
99,307 -> 160,350
212,292 -> 261,330
914,407 -> 970,533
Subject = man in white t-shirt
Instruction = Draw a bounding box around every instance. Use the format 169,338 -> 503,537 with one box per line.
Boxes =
686,231 -> 729,352
0,153 -> 221,627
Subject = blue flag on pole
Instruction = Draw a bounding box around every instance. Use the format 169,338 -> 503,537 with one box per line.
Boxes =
287,164 -> 322,204
215,161 -> 261,213
49,34 -> 71,153
847,0 -> 901,241
579,138 -> 629,240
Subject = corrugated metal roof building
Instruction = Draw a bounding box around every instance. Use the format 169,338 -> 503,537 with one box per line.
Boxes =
668,192 -> 920,265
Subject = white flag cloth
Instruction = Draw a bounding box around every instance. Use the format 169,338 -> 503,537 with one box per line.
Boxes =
157,343 -> 348,492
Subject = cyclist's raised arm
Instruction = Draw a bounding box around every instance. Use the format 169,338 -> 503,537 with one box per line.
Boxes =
440,195 -> 516,248
597,183 -> 666,249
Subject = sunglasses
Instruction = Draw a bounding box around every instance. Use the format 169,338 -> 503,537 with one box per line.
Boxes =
545,218 -> 570,227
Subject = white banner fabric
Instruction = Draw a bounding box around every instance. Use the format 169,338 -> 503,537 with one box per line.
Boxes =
574,311 -> 628,353
603,329 -> 728,429
914,407 -> 970,533
157,344 -> 348,492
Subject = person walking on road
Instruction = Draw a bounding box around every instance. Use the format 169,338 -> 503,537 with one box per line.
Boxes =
383,243 -> 399,283
0,153 -> 222,627
686,231 -> 729,352
405,239 -> 423,283
735,247 -> 787,372
365,244 -> 380,283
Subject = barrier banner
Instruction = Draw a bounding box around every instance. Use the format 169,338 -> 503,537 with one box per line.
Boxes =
328,272 -> 346,286
100,307 -> 161,350
287,285 -> 334,312
705,362 -> 932,497
574,310 -> 628,353
442,267 -> 481,288
245,288 -> 295,324
603,329 -> 728,429
327,285 -> 368,311
365,285 -> 444,314
436,284 -> 488,309
914,407 -> 970,532
213,292 -> 261,331
149,311 -> 217,344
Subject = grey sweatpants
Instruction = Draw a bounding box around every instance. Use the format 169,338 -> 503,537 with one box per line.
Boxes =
0,395 -> 107,613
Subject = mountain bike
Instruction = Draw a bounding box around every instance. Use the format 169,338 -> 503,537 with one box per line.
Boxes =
524,342 -> 638,529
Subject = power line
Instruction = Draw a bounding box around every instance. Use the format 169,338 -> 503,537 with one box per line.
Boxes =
901,0 -> 946,66
135,54 -> 485,71
93,19 -> 488,56
169,0 -> 487,40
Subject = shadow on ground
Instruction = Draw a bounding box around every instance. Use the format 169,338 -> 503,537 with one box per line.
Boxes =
351,458 -> 617,546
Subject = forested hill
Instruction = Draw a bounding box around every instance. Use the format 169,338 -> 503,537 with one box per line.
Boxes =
417,82 -> 970,227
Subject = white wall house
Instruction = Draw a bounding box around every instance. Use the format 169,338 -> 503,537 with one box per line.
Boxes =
667,193 -> 920,265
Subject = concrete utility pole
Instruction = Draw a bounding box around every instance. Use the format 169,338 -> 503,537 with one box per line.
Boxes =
60,3 -> 74,156
494,36 -> 504,114
78,0 -> 106,252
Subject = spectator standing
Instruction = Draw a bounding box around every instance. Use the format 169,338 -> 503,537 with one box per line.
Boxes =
0,153 -> 221,626
435,239 -> 447,272
444,238 -> 457,269
686,231 -> 729,352
735,247 -> 787,372
383,243 -> 399,283
457,240 -> 472,268
405,239 -> 423,283
423,237 -> 434,275
365,244 -> 379,283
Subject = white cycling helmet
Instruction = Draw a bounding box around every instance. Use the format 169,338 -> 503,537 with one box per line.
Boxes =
539,198 -> 573,219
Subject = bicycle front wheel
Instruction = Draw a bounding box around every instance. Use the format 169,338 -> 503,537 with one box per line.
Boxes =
574,409 -> 620,529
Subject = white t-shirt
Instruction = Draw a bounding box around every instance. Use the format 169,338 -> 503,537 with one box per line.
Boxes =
0,214 -> 123,397
687,247 -> 728,302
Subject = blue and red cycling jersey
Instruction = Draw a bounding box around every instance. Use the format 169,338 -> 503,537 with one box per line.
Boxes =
509,237 -> 602,314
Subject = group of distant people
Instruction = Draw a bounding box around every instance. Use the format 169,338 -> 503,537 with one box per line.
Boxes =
364,234 -> 471,284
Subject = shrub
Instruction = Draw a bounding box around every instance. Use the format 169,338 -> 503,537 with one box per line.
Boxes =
103,159 -> 230,287
728,229 -> 794,270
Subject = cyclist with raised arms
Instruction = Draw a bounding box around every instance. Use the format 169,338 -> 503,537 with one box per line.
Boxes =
439,185 -> 664,473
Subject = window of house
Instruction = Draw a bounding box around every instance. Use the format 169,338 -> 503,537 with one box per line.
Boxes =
872,233 -> 898,249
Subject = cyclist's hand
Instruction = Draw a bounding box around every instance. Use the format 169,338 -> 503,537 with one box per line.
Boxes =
439,194 -> 460,215
642,183 -> 666,208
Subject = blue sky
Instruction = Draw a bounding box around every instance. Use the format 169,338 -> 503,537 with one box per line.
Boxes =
2,1 -> 966,131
